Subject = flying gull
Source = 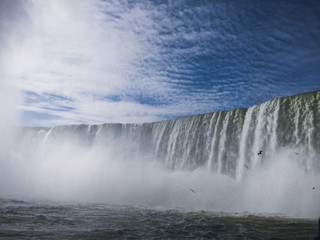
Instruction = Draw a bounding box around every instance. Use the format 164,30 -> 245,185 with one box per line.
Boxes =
188,188 -> 196,193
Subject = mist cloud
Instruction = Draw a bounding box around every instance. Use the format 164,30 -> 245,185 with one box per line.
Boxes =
0,0 -> 25,130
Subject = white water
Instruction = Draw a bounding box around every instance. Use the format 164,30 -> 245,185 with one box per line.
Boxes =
0,91 -> 319,218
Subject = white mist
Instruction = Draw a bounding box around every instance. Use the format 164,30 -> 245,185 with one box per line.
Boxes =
0,131 -> 319,219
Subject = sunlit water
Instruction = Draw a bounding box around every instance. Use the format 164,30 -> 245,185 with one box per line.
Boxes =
0,198 -> 318,240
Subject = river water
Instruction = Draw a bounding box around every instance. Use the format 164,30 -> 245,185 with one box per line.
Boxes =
0,198 -> 317,240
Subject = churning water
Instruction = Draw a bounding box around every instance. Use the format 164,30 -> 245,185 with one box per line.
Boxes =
0,91 -> 319,238
0,198 -> 318,240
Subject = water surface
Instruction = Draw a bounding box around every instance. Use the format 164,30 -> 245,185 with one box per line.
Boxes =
0,198 -> 317,239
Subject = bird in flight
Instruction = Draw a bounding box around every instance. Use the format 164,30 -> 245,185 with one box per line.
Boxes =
188,188 -> 196,193
258,150 -> 263,155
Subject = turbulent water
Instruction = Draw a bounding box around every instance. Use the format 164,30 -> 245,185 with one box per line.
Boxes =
0,91 -> 320,238
0,198 -> 318,240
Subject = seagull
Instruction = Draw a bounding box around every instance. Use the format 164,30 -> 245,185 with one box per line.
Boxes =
258,150 -> 263,155
188,188 -> 196,193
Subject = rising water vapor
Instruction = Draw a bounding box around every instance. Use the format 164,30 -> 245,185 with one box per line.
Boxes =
0,1 -> 24,179
0,91 -> 319,218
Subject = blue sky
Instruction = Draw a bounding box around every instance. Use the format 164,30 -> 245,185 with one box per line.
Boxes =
1,0 -> 320,126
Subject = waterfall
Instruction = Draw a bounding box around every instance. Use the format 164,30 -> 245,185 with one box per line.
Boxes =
1,91 -> 319,217
18,90 -> 320,177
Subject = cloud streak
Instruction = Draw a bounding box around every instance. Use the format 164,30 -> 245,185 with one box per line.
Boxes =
1,0 -> 320,126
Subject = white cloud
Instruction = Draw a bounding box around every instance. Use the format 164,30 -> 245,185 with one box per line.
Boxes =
14,0 -> 137,93
2,0 -> 319,127
3,0 -> 221,126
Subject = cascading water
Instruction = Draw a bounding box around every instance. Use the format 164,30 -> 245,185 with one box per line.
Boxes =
0,91 -> 319,218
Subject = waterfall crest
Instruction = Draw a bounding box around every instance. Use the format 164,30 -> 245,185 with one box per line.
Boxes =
19,91 -> 320,179
1,91 -> 319,217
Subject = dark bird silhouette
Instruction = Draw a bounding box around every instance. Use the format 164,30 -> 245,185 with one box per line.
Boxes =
295,152 -> 299,156
313,187 -> 316,190
244,164 -> 249,169
188,188 -> 196,193
258,150 -> 263,155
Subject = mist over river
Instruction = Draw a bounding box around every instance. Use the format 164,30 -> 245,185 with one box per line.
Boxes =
0,91 -> 320,239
